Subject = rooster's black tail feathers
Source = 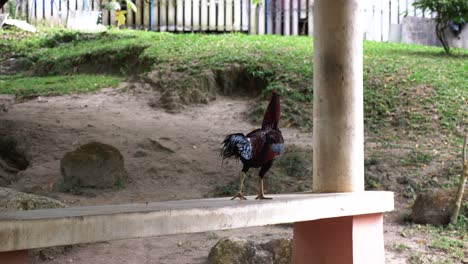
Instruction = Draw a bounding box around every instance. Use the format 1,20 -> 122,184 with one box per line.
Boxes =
221,133 -> 252,161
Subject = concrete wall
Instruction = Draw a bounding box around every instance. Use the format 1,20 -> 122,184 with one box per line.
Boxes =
399,16 -> 468,49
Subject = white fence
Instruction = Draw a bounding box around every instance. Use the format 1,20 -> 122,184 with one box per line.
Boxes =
1,0 -> 433,40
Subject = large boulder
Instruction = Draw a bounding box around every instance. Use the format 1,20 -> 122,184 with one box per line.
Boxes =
208,237 -> 292,264
0,58 -> 33,75
411,188 -> 468,225
0,187 -> 67,261
0,187 -> 65,211
60,142 -> 127,189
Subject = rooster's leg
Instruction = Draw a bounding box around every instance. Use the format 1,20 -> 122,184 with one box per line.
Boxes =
231,172 -> 247,200
255,178 -> 272,200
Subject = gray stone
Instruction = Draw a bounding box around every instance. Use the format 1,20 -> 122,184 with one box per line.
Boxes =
208,238 -> 256,264
0,95 -> 15,112
0,58 -> 33,75
0,187 -> 65,211
208,237 -> 292,264
411,188 -> 468,226
137,138 -> 175,153
133,149 -> 149,158
60,142 -> 127,189
261,238 -> 293,264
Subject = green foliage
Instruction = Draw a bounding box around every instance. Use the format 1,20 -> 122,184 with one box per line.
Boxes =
115,179 -> 125,189
413,0 -> 468,25
0,30 -> 466,137
430,235 -> 464,251
0,74 -> 122,98
364,156 -> 379,166
440,161 -> 463,189
407,221 -> 467,262
410,252 -> 424,264
401,150 -> 434,165
400,211 -> 413,222
400,177 -> 424,199
276,146 -> 312,179
100,0 -> 136,12
59,183 -> 98,197
365,177 -> 381,189
413,0 -> 468,53
429,236 -> 465,260
393,242 -> 409,252
214,181 -> 239,196
7,1 -> 16,18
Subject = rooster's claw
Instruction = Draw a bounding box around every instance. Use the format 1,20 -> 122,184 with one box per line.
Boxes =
231,192 -> 247,200
255,194 -> 272,200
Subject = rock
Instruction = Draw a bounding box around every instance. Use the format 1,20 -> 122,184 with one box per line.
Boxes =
0,187 -> 68,260
0,58 -> 33,75
0,187 -> 65,211
138,138 -> 176,153
208,237 -> 292,264
133,149 -> 148,158
60,142 -> 127,189
0,94 -> 15,112
411,188 -> 468,226
208,238 -> 256,264
261,238 -> 293,264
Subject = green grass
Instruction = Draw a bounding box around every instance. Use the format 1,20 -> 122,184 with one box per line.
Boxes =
392,242 -> 409,252
363,42 -> 468,135
430,236 -> 465,260
401,150 -> 434,165
0,74 -> 122,98
410,220 -> 468,263
1,28 -> 466,135
276,145 -> 312,179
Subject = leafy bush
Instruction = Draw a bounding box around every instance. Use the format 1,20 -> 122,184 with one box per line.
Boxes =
413,0 -> 468,54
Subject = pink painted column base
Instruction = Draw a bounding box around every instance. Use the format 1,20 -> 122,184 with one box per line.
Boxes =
0,250 -> 28,264
292,213 -> 385,264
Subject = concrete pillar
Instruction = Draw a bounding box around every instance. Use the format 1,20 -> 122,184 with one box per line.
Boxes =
292,2 -> 386,262
0,250 -> 28,264
292,213 -> 385,264
312,0 -> 364,192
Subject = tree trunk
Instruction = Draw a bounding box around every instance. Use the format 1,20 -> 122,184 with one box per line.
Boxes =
435,21 -> 450,54
450,135 -> 468,225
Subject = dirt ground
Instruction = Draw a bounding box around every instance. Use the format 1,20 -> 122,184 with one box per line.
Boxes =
0,87 -> 461,263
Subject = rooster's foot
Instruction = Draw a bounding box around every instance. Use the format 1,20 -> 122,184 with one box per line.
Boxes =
255,193 -> 272,200
231,192 -> 247,200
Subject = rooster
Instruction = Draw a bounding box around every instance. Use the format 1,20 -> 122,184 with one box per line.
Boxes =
221,92 -> 284,200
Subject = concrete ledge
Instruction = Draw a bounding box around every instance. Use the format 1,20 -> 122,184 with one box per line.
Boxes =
0,191 -> 393,252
